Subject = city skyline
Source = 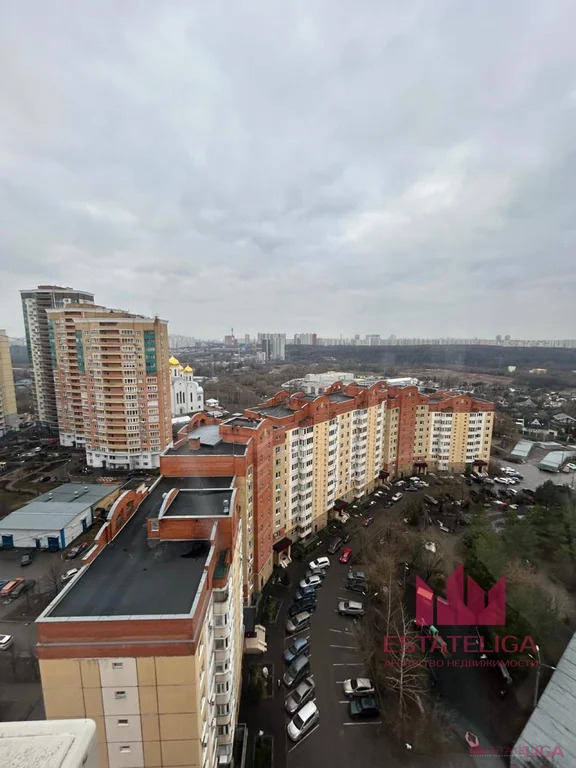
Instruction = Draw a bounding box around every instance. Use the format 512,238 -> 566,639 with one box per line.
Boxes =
2,2 -> 576,339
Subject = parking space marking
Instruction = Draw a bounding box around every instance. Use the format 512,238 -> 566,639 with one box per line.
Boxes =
329,629 -> 343,634
333,662 -> 364,666
338,700 -> 349,704
329,645 -> 358,650
342,721 -> 383,726
286,722 -> 321,753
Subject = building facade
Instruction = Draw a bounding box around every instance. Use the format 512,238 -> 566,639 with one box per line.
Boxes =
37,471 -> 244,768
169,356 -> 204,416
48,305 -> 171,470
0,330 -> 18,437
257,333 -> 286,361
20,286 -> 94,426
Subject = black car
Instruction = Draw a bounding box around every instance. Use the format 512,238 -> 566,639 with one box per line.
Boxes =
20,551 -> 35,567
341,533 -> 351,544
288,598 -> 317,617
349,696 -> 380,719
346,581 -> 367,595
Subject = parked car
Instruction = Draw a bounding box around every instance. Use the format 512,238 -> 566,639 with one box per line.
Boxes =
339,547 -> 352,564
283,636 -> 310,665
346,581 -> 367,595
405,485 -> 419,492
60,568 -> 79,583
338,600 -> 365,616
362,516 -> 374,527
327,537 -> 343,554
287,701 -> 319,741
286,611 -> 312,635
66,541 -> 89,559
391,493 -> 403,502
309,557 -> 330,571
299,575 -> 322,590
20,550 -> 35,567
347,571 -> 366,583
384,501 -> 393,508
305,568 -> 326,580
341,533 -> 351,544
0,579 -> 24,597
348,696 -> 380,719
285,676 -> 315,715
10,579 -> 35,600
0,634 -> 14,651
283,654 -> 311,687
294,586 -> 316,601
288,598 -> 317,617
343,678 -> 375,697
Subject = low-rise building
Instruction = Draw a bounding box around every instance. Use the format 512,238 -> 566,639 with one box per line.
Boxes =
0,483 -> 120,550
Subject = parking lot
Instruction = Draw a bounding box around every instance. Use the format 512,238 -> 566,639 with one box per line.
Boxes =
285,552 -> 407,768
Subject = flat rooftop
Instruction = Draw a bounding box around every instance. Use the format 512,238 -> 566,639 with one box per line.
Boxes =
251,404 -> 295,418
326,392 -> 355,403
223,417 -> 263,428
166,440 -> 247,456
47,484 -> 216,619
138,476 -> 234,519
0,483 -> 120,532
165,489 -> 233,517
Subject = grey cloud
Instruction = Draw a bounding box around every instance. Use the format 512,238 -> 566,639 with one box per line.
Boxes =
2,0 -> 576,338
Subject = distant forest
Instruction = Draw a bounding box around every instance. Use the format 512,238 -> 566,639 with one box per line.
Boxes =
286,344 -> 576,374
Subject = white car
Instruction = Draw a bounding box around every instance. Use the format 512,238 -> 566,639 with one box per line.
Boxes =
494,477 -> 507,484
391,493 -> 403,502
299,575 -> 322,590
0,634 -> 14,650
287,701 -> 319,741
61,568 -> 79,583
343,678 -> 375,697
308,557 -> 330,571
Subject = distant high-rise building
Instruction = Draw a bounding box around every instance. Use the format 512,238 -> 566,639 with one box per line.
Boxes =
244,333 -> 251,343
0,330 -> 18,437
257,332 -> 286,360
20,285 -> 94,426
293,333 -> 317,346
48,304 -> 171,469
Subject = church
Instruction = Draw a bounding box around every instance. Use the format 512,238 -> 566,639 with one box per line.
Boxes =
169,356 -> 204,416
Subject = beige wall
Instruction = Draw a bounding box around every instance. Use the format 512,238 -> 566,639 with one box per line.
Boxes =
0,330 -> 17,434
40,654 -> 204,768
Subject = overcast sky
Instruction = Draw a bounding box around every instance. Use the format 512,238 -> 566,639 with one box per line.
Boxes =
2,1 -> 576,340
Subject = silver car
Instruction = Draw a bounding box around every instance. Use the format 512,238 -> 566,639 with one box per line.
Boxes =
0,634 -> 14,651
338,600 -> 365,616
285,611 -> 312,635
285,676 -> 315,714
287,701 -> 319,741
343,677 -> 375,697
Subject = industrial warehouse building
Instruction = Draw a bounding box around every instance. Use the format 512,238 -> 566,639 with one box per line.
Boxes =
0,483 -> 120,550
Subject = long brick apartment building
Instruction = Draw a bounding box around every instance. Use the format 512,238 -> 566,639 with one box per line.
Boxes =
36,378 -> 492,768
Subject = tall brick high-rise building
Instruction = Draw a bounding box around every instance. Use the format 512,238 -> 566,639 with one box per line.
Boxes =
48,304 -> 171,470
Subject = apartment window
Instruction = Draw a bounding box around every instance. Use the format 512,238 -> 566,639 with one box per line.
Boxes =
115,691 -> 127,699
112,662 -> 124,670
216,681 -> 230,693
218,725 -> 230,736
120,747 -> 131,754
214,613 -> 228,627
118,719 -> 129,726
215,638 -> 229,650
217,703 -> 230,716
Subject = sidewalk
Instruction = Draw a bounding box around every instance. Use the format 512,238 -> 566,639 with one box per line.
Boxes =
238,579 -> 293,768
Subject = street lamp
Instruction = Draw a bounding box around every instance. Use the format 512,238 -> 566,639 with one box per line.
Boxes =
528,645 -> 557,709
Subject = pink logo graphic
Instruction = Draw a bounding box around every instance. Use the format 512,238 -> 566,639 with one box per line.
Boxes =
416,565 -> 506,626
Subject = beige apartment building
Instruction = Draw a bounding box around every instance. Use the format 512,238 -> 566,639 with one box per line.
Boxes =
48,305 -> 171,470
20,285 -> 94,426
0,330 -> 18,437
37,473 -> 244,768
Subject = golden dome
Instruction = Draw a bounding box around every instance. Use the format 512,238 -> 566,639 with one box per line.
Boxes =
169,355 -> 180,366
184,365 -> 193,373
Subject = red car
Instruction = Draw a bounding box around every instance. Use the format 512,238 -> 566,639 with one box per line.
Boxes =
339,548 -> 352,564
363,516 -> 374,527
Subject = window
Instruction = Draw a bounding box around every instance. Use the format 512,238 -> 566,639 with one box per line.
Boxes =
118,718 -> 128,726
215,638 -> 229,650
218,724 -> 230,736
115,691 -> 126,699
120,746 -> 131,754
112,661 -> 124,669
217,703 -> 230,716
